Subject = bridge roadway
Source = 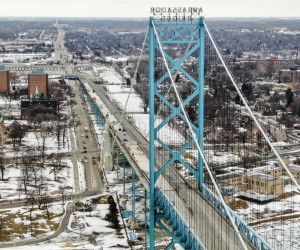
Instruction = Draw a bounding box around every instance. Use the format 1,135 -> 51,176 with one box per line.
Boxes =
87,82 -> 250,249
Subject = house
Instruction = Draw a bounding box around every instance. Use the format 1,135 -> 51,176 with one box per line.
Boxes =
274,129 -> 287,142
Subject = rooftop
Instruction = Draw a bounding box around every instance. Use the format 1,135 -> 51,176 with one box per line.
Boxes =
289,164 -> 300,172
252,164 -> 282,173
30,69 -> 46,75
217,172 -> 245,180
247,172 -> 277,181
237,190 -> 277,202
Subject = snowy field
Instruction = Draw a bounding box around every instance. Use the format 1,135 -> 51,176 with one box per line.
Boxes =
0,159 -> 73,201
132,113 -> 185,145
207,151 -> 242,165
4,196 -> 129,250
0,203 -> 65,243
234,184 -> 300,249
93,66 -> 123,84
77,161 -> 87,192
105,84 -> 185,145
113,93 -> 143,113
105,56 -> 128,62
0,53 -> 45,63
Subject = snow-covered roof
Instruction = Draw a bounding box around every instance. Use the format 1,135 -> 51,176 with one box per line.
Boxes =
237,190 -> 277,201
247,172 -> 278,181
289,164 -> 300,172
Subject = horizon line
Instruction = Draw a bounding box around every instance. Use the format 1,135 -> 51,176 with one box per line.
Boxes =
0,16 -> 299,19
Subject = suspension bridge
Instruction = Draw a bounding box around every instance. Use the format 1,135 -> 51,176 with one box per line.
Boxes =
80,15 -> 300,250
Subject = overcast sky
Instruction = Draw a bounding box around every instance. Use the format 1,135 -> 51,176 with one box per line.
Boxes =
0,0 -> 299,18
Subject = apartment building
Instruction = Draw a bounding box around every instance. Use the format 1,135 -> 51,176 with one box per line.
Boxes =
0,66 -> 10,93
28,69 -> 48,98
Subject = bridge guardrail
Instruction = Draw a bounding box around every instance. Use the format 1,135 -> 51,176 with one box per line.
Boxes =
200,185 -> 273,250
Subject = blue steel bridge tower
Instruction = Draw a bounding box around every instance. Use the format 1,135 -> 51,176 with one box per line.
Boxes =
148,16 -> 205,249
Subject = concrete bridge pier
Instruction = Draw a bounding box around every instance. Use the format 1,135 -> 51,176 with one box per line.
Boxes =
103,121 -> 113,171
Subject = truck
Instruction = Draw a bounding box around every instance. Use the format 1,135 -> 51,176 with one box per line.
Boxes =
84,127 -> 88,133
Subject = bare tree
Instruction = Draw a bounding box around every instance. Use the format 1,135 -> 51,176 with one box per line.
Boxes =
13,147 -> 20,168
54,122 -> 63,150
17,183 -> 22,200
9,121 -> 26,146
0,153 -> 5,181
36,196 -> 44,210
36,168 -> 46,196
21,148 -> 36,193
61,122 -> 68,148
21,167 -> 29,195
50,154 -> 65,181
42,196 -> 53,220
59,185 -> 67,211
25,192 -> 37,229
0,216 -> 6,240
40,125 -> 51,154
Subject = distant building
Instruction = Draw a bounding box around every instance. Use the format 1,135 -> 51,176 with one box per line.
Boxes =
219,172 -> 246,192
20,99 -> 58,119
219,170 -> 284,198
274,129 -> 287,142
256,57 -> 294,74
28,69 -> 49,98
279,68 -> 300,83
287,164 -> 300,183
246,173 -> 284,196
0,66 -> 10,93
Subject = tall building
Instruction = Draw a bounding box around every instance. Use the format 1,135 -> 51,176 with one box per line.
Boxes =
0,66 -> 10,93
28,69 -> 49,98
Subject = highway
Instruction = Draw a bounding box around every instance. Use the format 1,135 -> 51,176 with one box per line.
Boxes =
87,82 -> 249,249
70,80 -> 104,192
53,25 -> 104,193
53,24 -> 71,63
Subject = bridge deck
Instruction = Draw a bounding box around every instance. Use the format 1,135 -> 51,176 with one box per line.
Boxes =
88,82 -> 250,249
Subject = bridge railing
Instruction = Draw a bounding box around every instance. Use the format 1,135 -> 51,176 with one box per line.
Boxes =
200,185 -> 273,250
155,187 -> 206,250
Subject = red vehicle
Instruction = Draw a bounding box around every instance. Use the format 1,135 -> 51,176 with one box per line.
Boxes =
92,159 -> 97,164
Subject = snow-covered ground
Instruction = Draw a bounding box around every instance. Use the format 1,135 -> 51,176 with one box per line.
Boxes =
93,66 -> 123,84
105,84 -> 185,146
234,184 -> 300,249
208,151 -> 242,165
2,194 -> 129,250
0,53 -> 45,63
0,159 -> 73,201
77,161 -> 87,192
0,203 -> 65,243
105,56 -> 128,62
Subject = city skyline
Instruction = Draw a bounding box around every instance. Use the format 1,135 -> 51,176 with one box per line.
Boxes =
0,0 -> 299,18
